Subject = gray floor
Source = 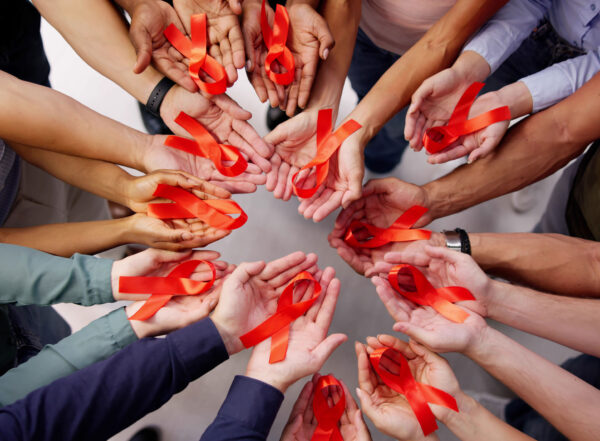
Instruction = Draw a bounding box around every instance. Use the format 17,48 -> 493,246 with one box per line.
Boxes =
42,20 -> 578,441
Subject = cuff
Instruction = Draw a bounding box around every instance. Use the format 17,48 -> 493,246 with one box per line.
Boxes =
520,70 -> 573,113
169,318 -> 229,381
72,254 -> 114,305
217,376 -> 284,437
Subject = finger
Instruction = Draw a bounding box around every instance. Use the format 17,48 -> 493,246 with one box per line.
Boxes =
269,253 -> 318,288
311,333 -> 347,368
301,187 -> 333,219
314,278 -> 340,331
373,276 -> 413,322
248,69 -> 268,102
266,153 -> 281,192
212,180 -> 257,194
282,165 -> 298,201
285,68 -> 301,116
289,380 -> 314,420
129,25 -> 152,74
377,334 -> 416,359
341,174 -> 363,209
259,251 -> 307,280
305,267 -> 336,321
411,113 -> 427,151
212,93 -> 252,121
312,191 -> 343,222
296,62 -> 314,112
228,24 -> 246,69
273,160 -> 290,199
392,321 -> 435,347
355,342 -> 376,394
231,118 -> 274,158
231,260 -> 267,285
228,0 -> 242,14
228,132 -> 272,173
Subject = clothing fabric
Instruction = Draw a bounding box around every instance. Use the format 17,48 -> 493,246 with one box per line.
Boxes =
0,318 -> 230,441
464,0 -> 600,111
360,0 -> 455,55
347,28 -> 407,173
0,141 -> 20,226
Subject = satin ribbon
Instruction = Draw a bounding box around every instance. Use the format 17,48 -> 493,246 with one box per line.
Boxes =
422,82 -> 511,154
120,260 -> 216,321
311,375 -> 345,441
261,0 -> 295,85
292,109 -> 362,199
370,347 -> 458,436
388,264 -> 475,323
344,205 -> 431,248
165,111 -> 248,177
240,271 -> 321,363
164,14 -> 227,95
148,183 -> 247,230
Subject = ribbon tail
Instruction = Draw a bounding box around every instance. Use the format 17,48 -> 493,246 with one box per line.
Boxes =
129,294 -> 172,321
269,325 -> 289,363
406,390 -> 439,436
419,384 -> 459,412
432,298 -> 470,323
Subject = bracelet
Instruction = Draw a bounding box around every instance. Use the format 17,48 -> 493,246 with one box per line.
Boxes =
145,77 -> 175,117
455,228 -> 471,255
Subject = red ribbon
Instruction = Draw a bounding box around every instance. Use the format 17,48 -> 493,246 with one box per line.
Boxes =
120,260 -> 216,321
389,264 -> 475,323
148,184 -> 247,230
422,82 -> 511,154
311,375 -> 345,441
369,347 -> 458,436
344,205 -> 431,248
292,109 -> 361,199
240,271 -> 321,363
165,111 -> 248,177
164,14 -> 227,95
261,0 -> 295,85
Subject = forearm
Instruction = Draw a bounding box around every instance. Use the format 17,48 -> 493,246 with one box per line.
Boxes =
471,233 -> 600,296
442,391 -> 533,441
33,0 -> 162,103
305,0 -> 361,112
467,328 -> 600,441
0,308 -> 136,406
349,0 -> 508,140
0,71 -> 148,171
422,73 -> 600,222
0,218 -> 133,257
0,244 -> 113,306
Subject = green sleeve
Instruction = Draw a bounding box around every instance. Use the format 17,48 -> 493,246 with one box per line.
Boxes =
0,307 -> 137,406
0,244 -> 113,306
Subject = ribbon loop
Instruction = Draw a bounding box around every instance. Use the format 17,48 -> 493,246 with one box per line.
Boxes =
164,14 -> 228,95
120,260 -> 216,321
388,264 -> 475,323
422,82 -> 511,154
261,0 -> 295,85
165,112 -> 248,177
344,205 -> 431,248
292,109 -> 362,199
311,375 -> 345,441
148,183 -> 247,230
240,271 -> 321,363
369,347 -> 458,436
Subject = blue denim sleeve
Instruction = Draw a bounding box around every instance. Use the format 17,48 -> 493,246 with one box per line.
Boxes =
0,318 -> 228,441
199,376 -> 284,441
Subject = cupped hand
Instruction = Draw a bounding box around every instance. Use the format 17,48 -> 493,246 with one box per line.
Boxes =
244,267 -> 347,392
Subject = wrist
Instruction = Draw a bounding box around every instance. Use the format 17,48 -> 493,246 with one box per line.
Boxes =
463,323 -> 495,361
211,316 -> 243,356
440,390 -> 477,427
485,279 -> 507,321
125,304 -> 154,338
453,51 -> 491,83
497,81 -> 533,118
244,369 -> 290,393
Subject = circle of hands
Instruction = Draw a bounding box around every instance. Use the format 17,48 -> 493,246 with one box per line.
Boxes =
119,1 -> 507,440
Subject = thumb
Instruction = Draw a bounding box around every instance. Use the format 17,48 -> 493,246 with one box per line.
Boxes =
231,260 -> 267,285
314,19 -> 334,59
228,0 -> 242,14
129,24 -> 152,74
393,322 -> 433,347
355,388 -> 376,416
264,120 -> 290,146
424,244 -> 464,265
341,172 -> 363,209
312,333 -> 348,367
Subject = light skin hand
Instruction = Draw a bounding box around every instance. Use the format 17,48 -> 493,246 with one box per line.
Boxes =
211,251 -> 320,355
245,267 -> 347,392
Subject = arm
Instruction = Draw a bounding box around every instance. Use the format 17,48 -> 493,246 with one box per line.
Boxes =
0,318 -> 229,441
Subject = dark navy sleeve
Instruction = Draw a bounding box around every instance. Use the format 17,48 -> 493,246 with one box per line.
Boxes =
0,318 -> 228,441
200,375 -> 284,441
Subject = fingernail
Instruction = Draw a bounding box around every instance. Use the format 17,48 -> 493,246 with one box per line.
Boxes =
182,232 -> 194,240
246,60 -> 252,70
322,48 -> 329,60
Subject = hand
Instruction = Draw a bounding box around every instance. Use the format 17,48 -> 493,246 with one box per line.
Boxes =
127,0 -> 197,92
125,212 -> 230,250
144,134 -> 266,194
280,374 -> 372,441
211,251 -> 319,354
173,0 -> 245,83
282,4 -> 333,116
245,266 -> 347,392
242,0 -> 286,107
356,335 -> 460,439
111,247 -> 228,301
125,169 -> 231,213
160,85 -> 274,173
426,91 -> 510,165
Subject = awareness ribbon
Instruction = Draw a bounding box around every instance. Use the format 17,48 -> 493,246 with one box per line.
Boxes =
165,111 -> 248,177
148,183 -> 247,230
164,14 -> 227,95
120,260 -> 216,321
369,347 -> 458,436
292,109 -> 362,199
344,205 -> 431,248
388,264 -> 475,323
261,0 -> 295,85
240,271 -> 322,363
422,82 -> 511,154
311,375 -> 345,441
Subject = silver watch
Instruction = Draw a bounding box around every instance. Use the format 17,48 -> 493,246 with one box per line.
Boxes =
442,230 -> 462,252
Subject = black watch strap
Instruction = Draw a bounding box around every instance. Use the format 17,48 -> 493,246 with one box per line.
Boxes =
145,77 -> 175,117
454,228 -> 471,255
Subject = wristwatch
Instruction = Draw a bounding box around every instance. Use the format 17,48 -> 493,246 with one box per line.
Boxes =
442,228 -> 471,255
145,77 -> 176,117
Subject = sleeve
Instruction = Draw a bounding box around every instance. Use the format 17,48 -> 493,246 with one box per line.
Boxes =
521,49 -> 600,112
0,317 -> 229,441
199,376 -> 284,441
0,244 -> 113,306
0,307 -> 137,406
462,0 -> 550,73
